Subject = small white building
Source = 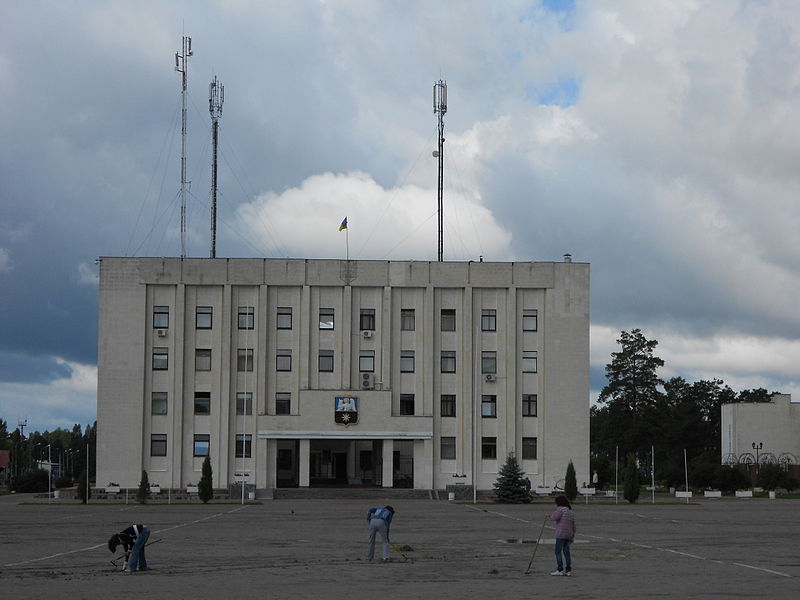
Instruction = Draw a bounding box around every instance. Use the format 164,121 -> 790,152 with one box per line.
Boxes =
721,394 -> 800,467
96,257 -> 589,494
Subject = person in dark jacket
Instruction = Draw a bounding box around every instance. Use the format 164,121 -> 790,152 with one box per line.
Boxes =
108,524 -> 150,572
366,505 -> 395,561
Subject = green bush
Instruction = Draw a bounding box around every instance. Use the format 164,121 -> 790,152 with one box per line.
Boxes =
54,476 -> 73,489
198,456 -> 213,503
493,453 -> 531,503
136,470 -> 150,504
564,461 -> 578,501
712,465 -> 750,493
12,469 -> 49,493
623,455 -> 640,503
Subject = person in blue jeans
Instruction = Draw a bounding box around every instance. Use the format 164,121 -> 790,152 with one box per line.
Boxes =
108,524 -> 150,572
366,505 -> 395,561
548,496 -> 576,576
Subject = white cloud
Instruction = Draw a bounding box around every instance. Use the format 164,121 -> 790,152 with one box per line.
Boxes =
0,359 -> 96,431
236,171 -> 513,261
78,261 -> 99,285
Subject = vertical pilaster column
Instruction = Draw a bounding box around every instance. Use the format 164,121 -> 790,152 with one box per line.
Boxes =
299,439 -> 311,487
382,439 -> 394,487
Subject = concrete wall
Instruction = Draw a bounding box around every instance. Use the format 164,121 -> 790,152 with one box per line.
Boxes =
721,394 -> 800,465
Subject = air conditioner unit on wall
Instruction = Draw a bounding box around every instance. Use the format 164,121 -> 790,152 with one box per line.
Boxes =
362,330 -> 373,339
361,373 -> 375,390
485,374 -> 496,382
156,329 -> 167,338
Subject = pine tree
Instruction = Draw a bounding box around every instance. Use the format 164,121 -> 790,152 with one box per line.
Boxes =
493,453 -> 531,503
136,470 -> 150,504
564,460 -> 578,501
198,456 -> 213,503
623,455 -> 640,503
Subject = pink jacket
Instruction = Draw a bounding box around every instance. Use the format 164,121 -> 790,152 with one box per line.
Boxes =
549,506 -> 576,540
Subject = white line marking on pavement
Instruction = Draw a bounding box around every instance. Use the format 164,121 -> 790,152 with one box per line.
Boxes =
3,505 -> 251,568
734,562 -> 791,578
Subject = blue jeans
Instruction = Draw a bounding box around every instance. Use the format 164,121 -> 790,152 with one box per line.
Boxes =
554,538 -> 571,572
128,527 -> 150,571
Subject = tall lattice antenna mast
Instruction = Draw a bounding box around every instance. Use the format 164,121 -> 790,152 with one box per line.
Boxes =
209,76 -> 224,258
175,36 -> 193,258
433,80 -> 447,262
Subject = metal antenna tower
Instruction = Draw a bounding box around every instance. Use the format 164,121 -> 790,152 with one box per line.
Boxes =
17,418 -> 27,438
209,76 -> 224,258
175,36 -> 193,258
433,80 -> 447,262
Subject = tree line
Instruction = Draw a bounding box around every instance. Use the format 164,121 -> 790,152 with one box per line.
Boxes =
591,329 -> 795,492
0,419 -> 96,493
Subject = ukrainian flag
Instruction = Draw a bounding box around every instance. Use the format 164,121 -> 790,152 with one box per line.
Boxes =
339,217 -> 348,231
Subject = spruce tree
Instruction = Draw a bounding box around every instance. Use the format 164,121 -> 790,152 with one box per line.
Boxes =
198,456 -> 213,503
564,460 -> 578,501
493,453 -> 531,503
136,470 -> 150,504
623,455 -> 640,503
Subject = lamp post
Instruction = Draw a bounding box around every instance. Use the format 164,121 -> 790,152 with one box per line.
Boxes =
752,442 -> 763,483
47,444 -> 52,503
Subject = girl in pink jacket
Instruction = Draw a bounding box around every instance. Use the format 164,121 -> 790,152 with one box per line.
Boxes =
548,496 -> 575,576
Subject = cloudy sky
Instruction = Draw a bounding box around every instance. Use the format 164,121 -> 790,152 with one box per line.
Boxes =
2,0 -> 800,433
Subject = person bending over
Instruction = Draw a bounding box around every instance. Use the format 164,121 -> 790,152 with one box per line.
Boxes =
108,523 -> 150,572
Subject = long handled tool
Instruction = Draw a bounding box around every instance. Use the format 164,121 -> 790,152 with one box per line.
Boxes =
388,538 -> 409,560
524,516 -> 548,574
110,538 -> 163,569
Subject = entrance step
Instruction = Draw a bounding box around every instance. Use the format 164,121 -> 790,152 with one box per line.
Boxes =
272,487 -> 436,500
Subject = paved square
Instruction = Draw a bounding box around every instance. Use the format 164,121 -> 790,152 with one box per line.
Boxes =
2,496 -> 798,598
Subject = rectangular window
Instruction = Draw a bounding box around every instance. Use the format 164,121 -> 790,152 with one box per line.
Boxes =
522,309 -> 538,332
319,349 -> 334,372
400,394 -> 415,416
152,348 -> 169,370
196,306 -> 213,329
440,394 -> 456,417
360,308 -> 376,331
238,306 -> 254,330
277,307 -> 292,329
481,395 -> 497,418
400,350 -> 415,373
193,434 -> 210,457
150,434 -> 167,457
522,437 -> 538,460
481,351 -> 497,374
195,349 -> 212,371
522,394 -> 538,417
319,308 -> 335,330
401,309 -> 415,331
522,351 -> 538,373
441,308 -> 456,331
237,348 -> 254,372
194,391 -> 211,415
275,392 -> 291,415
276,349 -> 292,371
359,350 -> 375,373
440,350 -> 456,373
481,437 -> 497,460
153,306 -> 169,329
440,436 -> 456,460
236,392 -> 252,415
235,434 -> 252,458
481,309 -> 497,331
151,392 -> 168,415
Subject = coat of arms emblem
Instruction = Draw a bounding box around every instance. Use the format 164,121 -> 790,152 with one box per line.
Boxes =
334,396 -> 358,426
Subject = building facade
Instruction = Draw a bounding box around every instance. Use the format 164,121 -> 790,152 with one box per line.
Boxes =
721,394 -> 800,467
97,257 -> 589,494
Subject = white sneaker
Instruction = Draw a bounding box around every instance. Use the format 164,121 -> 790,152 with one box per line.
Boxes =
564,570 -> 572,576
550,570 -> 564,576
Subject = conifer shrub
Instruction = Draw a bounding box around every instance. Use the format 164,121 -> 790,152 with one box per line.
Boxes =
136,470 -> 150,504
198,456 -> 213,503
493,453 -> 531,503
623,455 -> 640,503
564,461 -> 578,501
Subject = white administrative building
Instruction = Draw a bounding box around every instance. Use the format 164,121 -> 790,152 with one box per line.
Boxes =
96,257 -> 589,494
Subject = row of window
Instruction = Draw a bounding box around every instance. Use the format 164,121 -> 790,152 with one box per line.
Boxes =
152,391 -> 538,418
154,306 -> 539,333
150,433 -> 252,458
442,436 -> 538,460
150,433 -> 537,461
157,347 -> 538,375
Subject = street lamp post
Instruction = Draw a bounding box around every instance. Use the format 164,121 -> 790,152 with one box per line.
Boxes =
752,442 -> 763,479
47,444 -> 52,504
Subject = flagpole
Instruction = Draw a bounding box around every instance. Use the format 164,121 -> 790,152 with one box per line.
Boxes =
346,227 -> 349,262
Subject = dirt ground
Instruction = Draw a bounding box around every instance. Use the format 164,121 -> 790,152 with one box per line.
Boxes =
1,494 -> 798,599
